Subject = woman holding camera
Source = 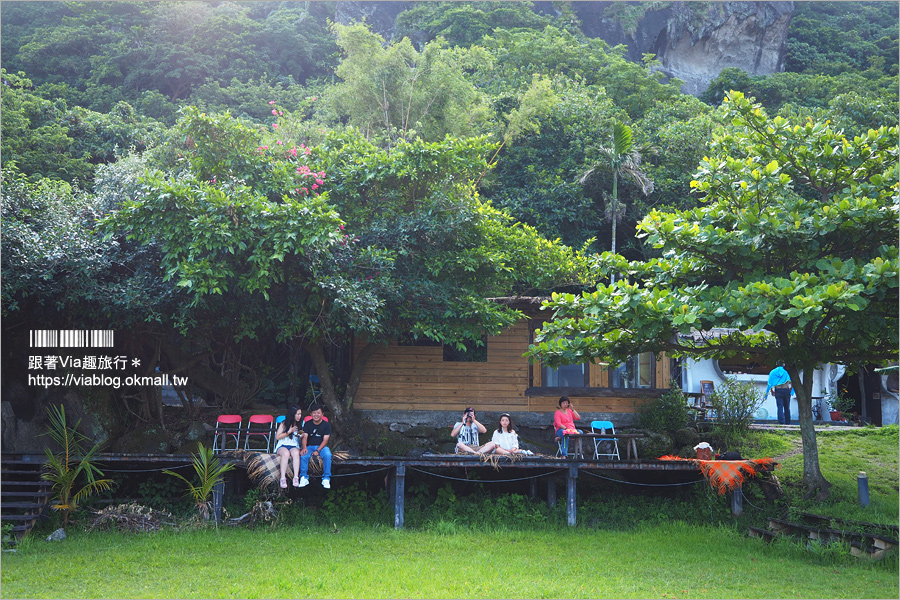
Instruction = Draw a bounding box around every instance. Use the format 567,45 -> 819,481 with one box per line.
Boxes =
451,406 -> 487,453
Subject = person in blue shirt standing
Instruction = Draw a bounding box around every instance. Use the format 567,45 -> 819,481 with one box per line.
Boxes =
765,365 -> 796,425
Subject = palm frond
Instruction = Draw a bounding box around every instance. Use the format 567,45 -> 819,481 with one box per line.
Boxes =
612,120 -> 633,155
72,479 -> 115,506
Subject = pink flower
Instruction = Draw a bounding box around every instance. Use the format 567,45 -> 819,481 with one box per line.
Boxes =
304,149 -> 311,155
272,109 -> 278,116
268,100 -> 276,105
276,140 -> 283,145
272,124 -> 279,130
290,148 -> 297,157
339,224 -> 344,230
312,96 -> 317,101
312,184 -> 318,190
279,111 -> 283,116
315,179 -> 324,185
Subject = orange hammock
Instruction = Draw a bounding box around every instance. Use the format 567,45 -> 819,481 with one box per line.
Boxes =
659,456 -> 778,494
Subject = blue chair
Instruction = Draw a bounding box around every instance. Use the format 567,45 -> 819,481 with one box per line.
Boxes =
308,374 -> 323,408
591,420 -> 620,460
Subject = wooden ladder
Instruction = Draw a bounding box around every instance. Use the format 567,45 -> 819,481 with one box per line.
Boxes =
1,456 -> 51,544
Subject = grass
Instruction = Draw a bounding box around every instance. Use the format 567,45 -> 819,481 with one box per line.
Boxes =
741,426 -> 899,522
2,427 -> 897,599
2,523 -> 896,599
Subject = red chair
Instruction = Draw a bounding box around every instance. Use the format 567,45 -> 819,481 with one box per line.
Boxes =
212,415 -> 242,453
244,414 -> 275,452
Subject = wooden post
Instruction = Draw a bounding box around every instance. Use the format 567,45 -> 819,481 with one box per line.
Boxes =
730,486 -> 743,517
386,469 -> 395,507
567,465 -> 578,527
858,471 -> 870,507
547,474 -> 557,508
393,464 -> 406,529
529,476 -> 537,499
212,477 -> 225,523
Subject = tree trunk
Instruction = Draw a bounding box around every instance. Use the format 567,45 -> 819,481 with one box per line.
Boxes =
857,364 -> 867,423
610,173 -> 618,285
786,364 -> 832,500
303,340 -> 380,431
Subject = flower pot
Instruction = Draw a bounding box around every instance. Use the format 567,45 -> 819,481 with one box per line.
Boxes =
830,410 -> 845,422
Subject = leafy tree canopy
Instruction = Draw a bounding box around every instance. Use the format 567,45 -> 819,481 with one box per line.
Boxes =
528,91 -> 898,498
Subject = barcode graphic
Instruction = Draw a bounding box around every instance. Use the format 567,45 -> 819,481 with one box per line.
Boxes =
30,330 -> 114,348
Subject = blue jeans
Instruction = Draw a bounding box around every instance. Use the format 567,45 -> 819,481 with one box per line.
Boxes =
773,388 -> 792,425
300,446 -> 332,480
556,428 -> 582,455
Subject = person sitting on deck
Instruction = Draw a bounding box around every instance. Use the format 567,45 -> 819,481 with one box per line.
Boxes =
553,396 -> 582,456
478,413 -> 521,454
274,405 -> 303,489
451,406 -> 487,454
298,404 -> 332,489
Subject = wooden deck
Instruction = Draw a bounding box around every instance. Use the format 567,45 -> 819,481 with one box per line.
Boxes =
6,452 -> 707,529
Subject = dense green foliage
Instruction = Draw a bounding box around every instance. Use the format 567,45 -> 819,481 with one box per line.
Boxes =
635,381 -> 691,434
2,2 -> 897,446
785,1 -> 899,77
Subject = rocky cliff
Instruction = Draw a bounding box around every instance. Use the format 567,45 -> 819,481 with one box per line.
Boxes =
560,1 -> 794,96
334,1 -> 794,96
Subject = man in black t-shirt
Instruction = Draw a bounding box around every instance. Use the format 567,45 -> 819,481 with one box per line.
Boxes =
298,404 -> 332,488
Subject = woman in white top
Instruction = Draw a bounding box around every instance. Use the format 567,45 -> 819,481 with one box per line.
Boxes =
478,413 -> 520,455
274,405 -> 303,488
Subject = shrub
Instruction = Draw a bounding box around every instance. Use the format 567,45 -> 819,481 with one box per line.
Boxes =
636,381 -> 691,434
708,377 -> 764,447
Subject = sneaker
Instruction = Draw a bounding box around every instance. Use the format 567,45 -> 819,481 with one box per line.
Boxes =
322,479 -> 331,489
280,478 -> 287,489
298,476 -> 309,488
292,477 -> 300,487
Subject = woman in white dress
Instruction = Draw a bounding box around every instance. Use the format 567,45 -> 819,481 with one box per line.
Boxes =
478,413 -> 520,455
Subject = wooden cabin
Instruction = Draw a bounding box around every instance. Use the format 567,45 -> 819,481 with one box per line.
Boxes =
353,299 -> 670,425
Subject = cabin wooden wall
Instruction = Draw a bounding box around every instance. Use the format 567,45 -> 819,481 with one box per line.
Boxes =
353,322 -> 531,413
353,320 -> 670,415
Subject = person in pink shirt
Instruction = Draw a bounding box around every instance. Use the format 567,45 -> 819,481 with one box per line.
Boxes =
553,396 -> 582,456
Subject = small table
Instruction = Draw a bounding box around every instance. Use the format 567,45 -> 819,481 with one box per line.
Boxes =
688,404 -> 711,421
562,432 -> 644,461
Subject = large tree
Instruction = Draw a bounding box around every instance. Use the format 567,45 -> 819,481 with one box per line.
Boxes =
528,91 -> 898,499
107,107 -> 587,427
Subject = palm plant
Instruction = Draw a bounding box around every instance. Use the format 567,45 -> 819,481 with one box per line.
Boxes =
163,442 -> 234,521
41,404 -> 114,527
579,120 -> 655,282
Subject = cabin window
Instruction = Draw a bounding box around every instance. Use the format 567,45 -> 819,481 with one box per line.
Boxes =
442,336 -> 487,362
610,352 -> 654,388
541,362 -> 589,387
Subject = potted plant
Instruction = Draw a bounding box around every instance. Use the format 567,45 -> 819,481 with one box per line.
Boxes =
826,391 -> 855,422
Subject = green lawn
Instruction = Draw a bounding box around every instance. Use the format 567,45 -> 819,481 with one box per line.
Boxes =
2,427 -> 897,599
2,522 -> 896,599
